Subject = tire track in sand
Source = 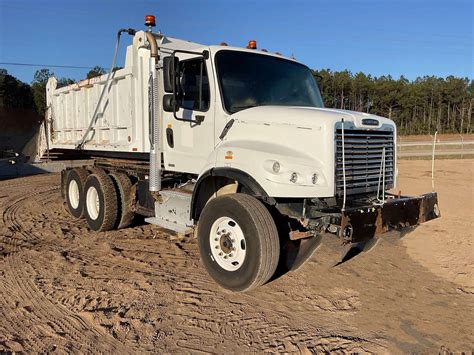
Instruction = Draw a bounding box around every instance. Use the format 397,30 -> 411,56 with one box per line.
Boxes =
0,185 -> 133,353
1,174 -> 384,353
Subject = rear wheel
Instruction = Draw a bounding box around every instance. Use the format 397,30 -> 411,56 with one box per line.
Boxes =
84,173 -> 118,231
197,193 -> 280,292
65,168 -> 89,219
109,172 -> 135,229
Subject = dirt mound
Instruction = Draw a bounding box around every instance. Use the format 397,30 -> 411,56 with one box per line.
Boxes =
0,107 -> 41,133
0,108 -> 42,158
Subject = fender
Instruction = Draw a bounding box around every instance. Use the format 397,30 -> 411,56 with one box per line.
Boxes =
191,167 -> 276,221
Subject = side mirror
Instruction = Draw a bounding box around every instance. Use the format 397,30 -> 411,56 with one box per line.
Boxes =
164,49 -> 207,125
163,94 -> 177,112
163,56 -> 179,93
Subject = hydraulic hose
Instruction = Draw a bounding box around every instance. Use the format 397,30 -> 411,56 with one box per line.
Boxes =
76,28 -> 136,149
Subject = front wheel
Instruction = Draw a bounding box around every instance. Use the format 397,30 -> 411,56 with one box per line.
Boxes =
197,193 -> 280,292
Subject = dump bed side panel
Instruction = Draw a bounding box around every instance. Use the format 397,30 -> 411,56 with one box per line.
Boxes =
46,32 -> 152,153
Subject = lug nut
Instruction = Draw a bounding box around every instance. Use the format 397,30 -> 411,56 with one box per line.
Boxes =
219,252 -> 223,256
231,239 -> 235,242
224,255 -> 228,259
215,245 -> 219,249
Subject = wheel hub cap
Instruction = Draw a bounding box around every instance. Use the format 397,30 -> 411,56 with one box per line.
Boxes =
220,234 -> 233,254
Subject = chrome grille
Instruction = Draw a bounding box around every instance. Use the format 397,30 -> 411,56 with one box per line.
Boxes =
335,128 -> 394,195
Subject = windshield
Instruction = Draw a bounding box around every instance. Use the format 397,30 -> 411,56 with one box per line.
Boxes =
215,50 -> 324,113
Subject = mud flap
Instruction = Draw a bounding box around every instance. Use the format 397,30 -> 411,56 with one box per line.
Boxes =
340,192 -> 440,243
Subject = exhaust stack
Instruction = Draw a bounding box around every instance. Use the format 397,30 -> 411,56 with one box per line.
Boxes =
145,15 -> 162,192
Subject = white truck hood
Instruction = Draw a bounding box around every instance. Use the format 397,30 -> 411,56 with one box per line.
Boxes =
211,105 -> 396,198
230,105 -> 393,130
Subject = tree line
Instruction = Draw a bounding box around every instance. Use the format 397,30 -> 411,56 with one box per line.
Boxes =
0,66 -> 106,118
313,70 -> 473,135
1,66 -> 472,135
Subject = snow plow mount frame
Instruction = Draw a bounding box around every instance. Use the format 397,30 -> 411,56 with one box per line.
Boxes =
340,192 -> 440,244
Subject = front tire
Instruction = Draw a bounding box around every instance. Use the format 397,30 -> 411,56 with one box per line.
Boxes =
197,193 -> 280,292
84,173 -> 118,232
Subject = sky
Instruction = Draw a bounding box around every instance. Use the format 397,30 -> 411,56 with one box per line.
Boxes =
0,0 -> 472,84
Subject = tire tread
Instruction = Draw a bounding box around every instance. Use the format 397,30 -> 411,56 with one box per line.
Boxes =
84,172 -> 118,232
232,194 -> 279,291
109,172 -> 135,229
66,168 -> 89,219
198,193 -> 279,292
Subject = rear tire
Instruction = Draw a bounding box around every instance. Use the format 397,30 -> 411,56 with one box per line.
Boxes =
65,168 -> 89,219
109,172 -> 135,229
197,193 -> 280,292
84,172 -> 118,231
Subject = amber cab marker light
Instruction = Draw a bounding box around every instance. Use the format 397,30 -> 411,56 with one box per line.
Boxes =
219,42 -> 228,46
145,15 -> 156,27
246,40 -> 257,49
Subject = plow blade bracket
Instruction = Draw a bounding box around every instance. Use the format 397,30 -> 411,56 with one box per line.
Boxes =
340,192 -> 440,243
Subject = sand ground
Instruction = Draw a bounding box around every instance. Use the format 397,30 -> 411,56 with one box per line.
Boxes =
0,159 -> 472,353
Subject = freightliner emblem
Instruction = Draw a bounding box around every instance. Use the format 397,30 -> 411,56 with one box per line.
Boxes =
362,118 -> 379,126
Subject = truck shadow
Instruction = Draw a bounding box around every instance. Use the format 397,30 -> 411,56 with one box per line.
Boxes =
268,205 -> 419,283
0,157 -> 50,181
267,206 -> 333,282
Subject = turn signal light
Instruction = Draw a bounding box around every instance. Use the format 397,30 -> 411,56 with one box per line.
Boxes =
290,172 -> 298,183
247,40 -> 257,49
145,15 -> 156,27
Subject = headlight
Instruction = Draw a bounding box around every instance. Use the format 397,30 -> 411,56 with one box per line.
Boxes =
272,161 -> 281,173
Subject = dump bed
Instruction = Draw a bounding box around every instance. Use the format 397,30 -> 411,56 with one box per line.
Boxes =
45,31 -> 202,155
46,33 -> 153,154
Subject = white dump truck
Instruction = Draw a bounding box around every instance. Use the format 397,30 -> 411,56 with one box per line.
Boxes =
44,16 -> 440,291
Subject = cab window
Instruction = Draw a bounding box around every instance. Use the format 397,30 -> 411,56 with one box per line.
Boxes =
179,59 -> 210,111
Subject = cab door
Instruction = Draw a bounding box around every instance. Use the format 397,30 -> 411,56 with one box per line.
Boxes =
162,54 -> 215,174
